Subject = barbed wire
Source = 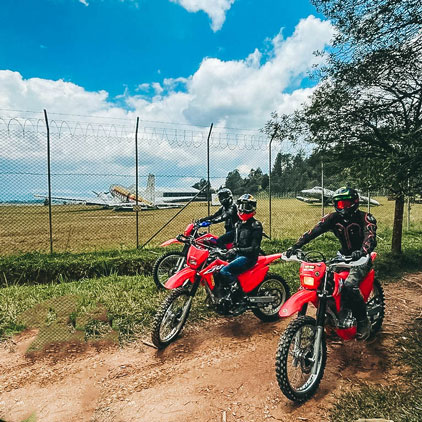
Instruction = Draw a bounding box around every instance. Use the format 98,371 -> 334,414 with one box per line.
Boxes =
0,114 -> 274,151
0,171 -> 231,179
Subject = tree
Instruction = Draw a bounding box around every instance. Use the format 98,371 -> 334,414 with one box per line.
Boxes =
192,178 -> 214,199
192,178 -> 208,191
243,168 -> 264,194
266,0 -> 422,254
225,170 -> 244,195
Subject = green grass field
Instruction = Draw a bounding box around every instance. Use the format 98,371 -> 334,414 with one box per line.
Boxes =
1,197 -> 422,419
1,197 -> 421,255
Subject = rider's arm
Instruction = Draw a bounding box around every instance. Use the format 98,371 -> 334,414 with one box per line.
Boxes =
236,221 -> 263,256
211,204 -> 238,224
294,213 -> 334,248
361,213 -> 377,254
198,207 -> 223,223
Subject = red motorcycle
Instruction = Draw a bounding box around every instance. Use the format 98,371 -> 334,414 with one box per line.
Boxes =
151,235 -> 290,349
275,250 -> 385,403
152,221 -> 233,289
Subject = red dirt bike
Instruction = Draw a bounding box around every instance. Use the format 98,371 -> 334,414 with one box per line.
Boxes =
275,250 -> 385,403
152,221 -> 233,289
151,236 -> 290,349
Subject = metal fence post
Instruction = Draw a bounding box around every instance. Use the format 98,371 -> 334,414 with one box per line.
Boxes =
43,109 -> 53,254
135,116 -> 140,248
268,130 -> 277,240
321,157 -> 325,217
206,123 -> 213,219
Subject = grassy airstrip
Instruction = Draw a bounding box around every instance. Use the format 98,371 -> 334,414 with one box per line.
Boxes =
1,197 -> 422,421
1,196 -> 421,255
0,197 -> 421,344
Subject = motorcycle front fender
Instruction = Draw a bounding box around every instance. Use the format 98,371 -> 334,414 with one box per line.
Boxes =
164,267 -> 196,289
278,289 -> 318,318
160,238 -> 181,247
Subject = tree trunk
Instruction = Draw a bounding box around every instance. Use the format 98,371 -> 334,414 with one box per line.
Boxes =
391,196 -> 405,254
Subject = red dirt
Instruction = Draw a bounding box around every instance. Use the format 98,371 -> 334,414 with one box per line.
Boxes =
0,274 -> 421,422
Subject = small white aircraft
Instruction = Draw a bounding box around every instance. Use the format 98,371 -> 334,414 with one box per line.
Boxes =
296,186 -> 380,206
35,174 -> 204,211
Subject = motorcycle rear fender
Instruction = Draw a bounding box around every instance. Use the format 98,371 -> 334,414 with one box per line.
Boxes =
164,267 -> 196,289
278,289 -> 318,318
160,238 -> 181,247
237,253 -> 281,293
238,266 -> 270,293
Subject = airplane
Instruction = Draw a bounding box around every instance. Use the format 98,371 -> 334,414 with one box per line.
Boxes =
34,174 -> 206,211
296,186 -> 380,206
296,187 -> 335,204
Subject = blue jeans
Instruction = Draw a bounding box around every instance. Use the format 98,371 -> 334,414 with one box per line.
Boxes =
219,256 -> 256,286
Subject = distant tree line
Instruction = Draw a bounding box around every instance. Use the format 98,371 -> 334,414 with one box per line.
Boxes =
193,151 -> 350,197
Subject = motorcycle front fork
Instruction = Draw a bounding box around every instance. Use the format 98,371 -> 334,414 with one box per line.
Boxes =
311,296 -> 327,375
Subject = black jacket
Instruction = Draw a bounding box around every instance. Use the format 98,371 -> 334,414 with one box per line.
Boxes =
224,217 -> 263,261
294,210 -> 377,256
199,203 -> 239,232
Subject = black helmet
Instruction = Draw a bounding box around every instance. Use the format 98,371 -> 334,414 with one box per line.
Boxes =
217,188 -> 233,206
237,193 -> 257,214
333,187 -> 359,216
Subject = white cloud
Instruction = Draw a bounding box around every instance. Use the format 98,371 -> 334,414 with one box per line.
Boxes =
0,16 -> 333,128
170,0 -> 235,31
0,16 -> 333,182
79,0 -> 89,6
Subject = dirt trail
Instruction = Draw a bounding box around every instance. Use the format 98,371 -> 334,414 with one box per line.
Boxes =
1,274 -> 421,422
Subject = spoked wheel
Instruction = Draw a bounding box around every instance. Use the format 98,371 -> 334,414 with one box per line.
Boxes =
366,278 -> 385,339
275,316 -> 327,403
153,251 -> 186,289
252,274 -> 290,322
151,287 -> 193,349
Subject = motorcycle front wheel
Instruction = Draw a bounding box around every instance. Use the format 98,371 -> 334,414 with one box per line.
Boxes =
151,287 -> 193,349
153,251 -> 186,289
252,274 -> 290,322
275,316 -> 327,403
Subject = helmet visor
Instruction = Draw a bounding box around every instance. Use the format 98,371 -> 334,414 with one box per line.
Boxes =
238,202 -> 254,213
336,199 -> 353,210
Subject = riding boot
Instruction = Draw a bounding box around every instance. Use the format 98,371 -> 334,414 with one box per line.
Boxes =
229,280 -> 243,303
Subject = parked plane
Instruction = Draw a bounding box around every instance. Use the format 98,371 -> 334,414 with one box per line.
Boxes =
34,174 -> 205,211
296,186 -> 380,206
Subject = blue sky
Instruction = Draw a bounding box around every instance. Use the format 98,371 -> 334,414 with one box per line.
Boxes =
1,0 -> 321,101
0,0 -> 334,200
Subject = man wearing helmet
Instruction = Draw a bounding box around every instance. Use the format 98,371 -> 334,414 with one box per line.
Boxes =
197,188 -> 239,248
219,194 -> 263,302
286,187 -> 377,340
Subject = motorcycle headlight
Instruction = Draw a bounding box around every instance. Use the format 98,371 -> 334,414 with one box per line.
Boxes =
302,276 -> 316,287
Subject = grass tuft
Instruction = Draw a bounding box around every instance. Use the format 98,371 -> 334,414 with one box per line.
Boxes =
329,320 -> 422,422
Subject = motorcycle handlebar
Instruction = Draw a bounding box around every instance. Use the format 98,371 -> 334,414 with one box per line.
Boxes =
281,249 -> 370,267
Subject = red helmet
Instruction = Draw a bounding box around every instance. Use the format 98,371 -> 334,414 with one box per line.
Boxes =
237,194 -> 256,221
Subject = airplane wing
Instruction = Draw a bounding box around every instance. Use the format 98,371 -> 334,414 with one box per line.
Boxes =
34,194 -> 111,207
296,196 -> 321,204
359,195 -> 380,206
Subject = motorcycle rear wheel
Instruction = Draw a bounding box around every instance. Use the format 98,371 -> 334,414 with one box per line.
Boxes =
153,251 -> 186,290
252,274 -> 290,322
151,287 -> 192,349
275,316 -> 327,403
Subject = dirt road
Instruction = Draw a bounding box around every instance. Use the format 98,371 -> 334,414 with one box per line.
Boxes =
1,275 -> 421,422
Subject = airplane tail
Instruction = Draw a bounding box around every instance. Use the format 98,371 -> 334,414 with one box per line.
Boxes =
145,174 -> 156,205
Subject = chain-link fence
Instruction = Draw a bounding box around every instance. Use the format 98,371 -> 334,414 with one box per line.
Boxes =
1,110 -> 421,256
